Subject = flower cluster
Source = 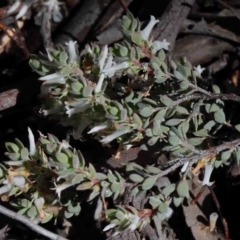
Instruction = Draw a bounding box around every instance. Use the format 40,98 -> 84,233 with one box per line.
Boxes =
26,11 -> 240,237
8,0 -> 65,23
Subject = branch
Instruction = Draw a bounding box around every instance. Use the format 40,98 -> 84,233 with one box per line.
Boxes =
0,204 -> 68,240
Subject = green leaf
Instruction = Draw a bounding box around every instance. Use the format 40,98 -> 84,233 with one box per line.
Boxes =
5,142 -> 19,153
20,148 -> 29,160
145,128 -> 153,137
158,202 -> 168,214
221,150 -> 231,161
212,85 -> 220,93
120,46 -> 128,57
110,182 -> 122,192
173,196 -> 183,207
174,71 -> 185,80
161,96 -> 173,106
72,174 -> 83,185
139,107 -> 154,117
209,103 -> 219,113
146,166 -> 161,174
131,186 -> 139,196
168,136 -> 180,146
176,106 -> 189,115
214,109 -> 225,123
129,174 -> 144,183
176,179 -> 189,198
149,197 -> 161,208
154,109 -> 166,121
76,181 -> 94,190
68,203 -> 81,214
148,136 -> 158,146
55,152 -> 69,163
46,143 -> 57,154
162,184 -> 176,196
165,119 -> 182,126
235,124 -> 240,132
141,177 -> 156,190
131,33 -> 142,45
204,120 -> 215,130
188,137 -> 205,146
157,50 -> 165,62
193,129 -> 209,137
115,210 -> 125,221
108,170 -> 117,183
180,80 -> 190,90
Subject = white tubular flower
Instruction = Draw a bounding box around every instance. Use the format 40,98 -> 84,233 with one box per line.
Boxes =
44,0 -> 64,22
102,61 -> 130,77
94,197 -> 103,221
39,72 -> 65,85
181,161 -> 189,173
54,178 -> 73,198
165,207 -> 173,219
16,2 -> 32,19
41,107 -> 60,116
94,74 -> 105,94
72,119 -> 89,140
7,0 -> 21,14
140,15 -> 159,41
101,127 -> 130,144
34,197 -> 45,215
11,176 -> 25,187
88,122 -> 108,134
0,184 -> 12,195
127,214 -> 140,231
193,65 -> 205,77
99,45 -> 108,71
152,39 -> 170,52
65,41 -> 78,63
200,164 -> 214,186
65,101 -> 91,117
103,223 -> 118,232
28,127 -> 36,156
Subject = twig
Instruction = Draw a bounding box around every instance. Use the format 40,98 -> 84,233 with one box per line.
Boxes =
153,0 -> 196,53
41,7 -> 54,48
157,138 -> 240,179
215,0 -> 240,22
208,186 -> 230,240
0,204 -> 68,240
118,0 -> 129,13
0,20 -> 29,57
190,185 -> 206,205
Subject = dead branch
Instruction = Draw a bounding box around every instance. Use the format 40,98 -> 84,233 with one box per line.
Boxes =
0,204 -> 68,240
